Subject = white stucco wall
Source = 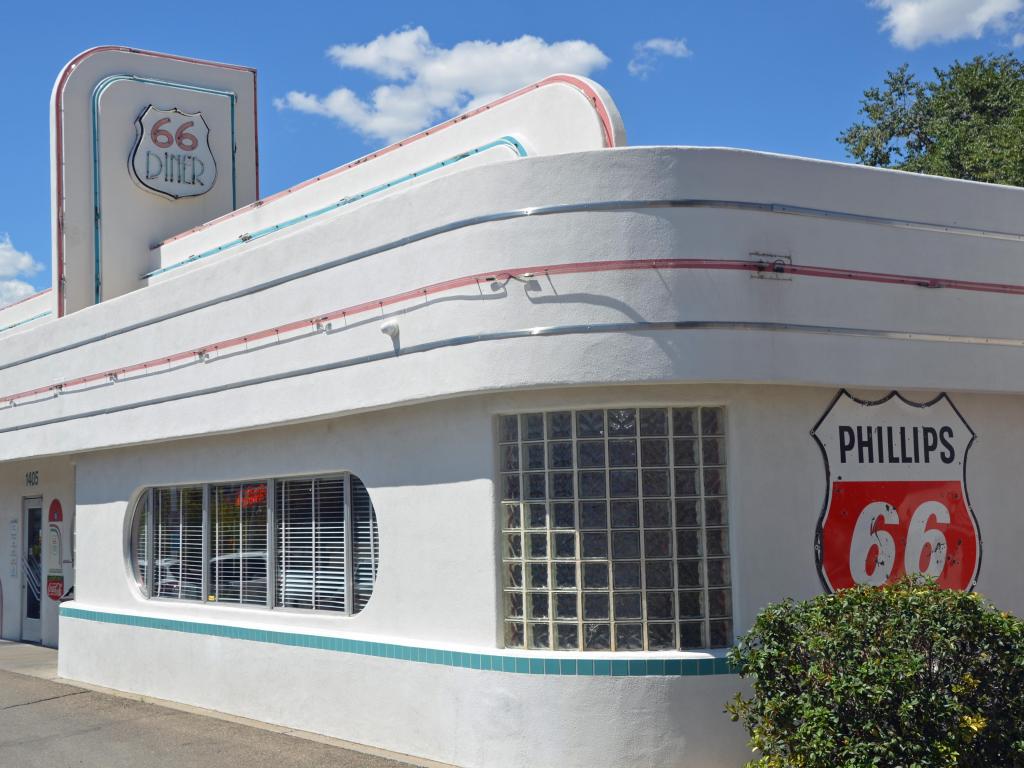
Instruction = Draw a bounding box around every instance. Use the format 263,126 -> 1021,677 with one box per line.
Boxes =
3,115 -> 1024,765
60,617 -> 745,768
56,382 -> 1024,766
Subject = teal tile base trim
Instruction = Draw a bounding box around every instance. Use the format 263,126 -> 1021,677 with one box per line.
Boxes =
61,606 -> 738,678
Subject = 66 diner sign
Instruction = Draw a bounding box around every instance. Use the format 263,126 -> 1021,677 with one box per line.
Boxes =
813,390 -> 981,592
130,105 -> 217,200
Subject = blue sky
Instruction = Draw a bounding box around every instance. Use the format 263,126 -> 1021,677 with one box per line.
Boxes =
2,0 -> 1023,304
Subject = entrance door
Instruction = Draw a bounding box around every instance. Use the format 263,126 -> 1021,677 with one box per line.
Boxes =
21,499 -> 42,643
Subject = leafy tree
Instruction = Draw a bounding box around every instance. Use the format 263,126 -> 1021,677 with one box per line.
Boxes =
726,578 -> 1024,767
839,55 -> 1024,186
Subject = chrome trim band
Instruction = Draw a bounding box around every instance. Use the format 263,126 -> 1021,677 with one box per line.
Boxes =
2,319 -> 1020,435
5,196 -> 1023,373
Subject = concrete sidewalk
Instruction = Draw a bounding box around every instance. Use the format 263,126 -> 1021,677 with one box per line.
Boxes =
0,641 -> 446,768
0,640 -> 60,680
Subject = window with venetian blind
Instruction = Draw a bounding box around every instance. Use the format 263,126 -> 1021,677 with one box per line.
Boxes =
130,473 -> 378,616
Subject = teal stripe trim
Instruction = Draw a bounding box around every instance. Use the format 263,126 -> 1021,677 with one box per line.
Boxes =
143,136 -> 528,280
61,606 -> 737,677
0,310 -> 52,334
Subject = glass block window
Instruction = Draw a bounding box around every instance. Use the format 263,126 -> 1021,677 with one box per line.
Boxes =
499,407 -> 732,651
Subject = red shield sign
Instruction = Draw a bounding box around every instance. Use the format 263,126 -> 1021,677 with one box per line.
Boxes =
130,105 -> 217,200
813,390 -> 980,592
46,573 -> 64,602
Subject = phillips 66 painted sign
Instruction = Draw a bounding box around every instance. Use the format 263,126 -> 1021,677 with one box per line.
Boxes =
130,105 -> 217,199
813,390 -> 981,592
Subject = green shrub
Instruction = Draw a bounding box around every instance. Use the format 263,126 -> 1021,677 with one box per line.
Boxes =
726,578 -> 1024,767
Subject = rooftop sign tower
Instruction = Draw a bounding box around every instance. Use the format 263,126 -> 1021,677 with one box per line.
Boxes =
50,47 -> 259,316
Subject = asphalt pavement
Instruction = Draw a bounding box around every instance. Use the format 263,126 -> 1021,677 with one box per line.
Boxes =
0,643 -> 426,768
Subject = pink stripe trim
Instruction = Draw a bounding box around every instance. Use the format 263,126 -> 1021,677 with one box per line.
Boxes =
5,257 -> 1024,406
53,46 -> 257,317
0,287 -> 52,313
156,75 -> 617,248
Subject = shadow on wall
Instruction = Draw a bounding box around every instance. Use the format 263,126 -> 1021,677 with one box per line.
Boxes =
75,390 -> 504,506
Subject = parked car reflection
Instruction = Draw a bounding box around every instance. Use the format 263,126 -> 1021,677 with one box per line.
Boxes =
209,551 -> 267,603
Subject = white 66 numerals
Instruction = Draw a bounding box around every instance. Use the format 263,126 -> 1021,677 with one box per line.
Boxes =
849,500 -> 950,586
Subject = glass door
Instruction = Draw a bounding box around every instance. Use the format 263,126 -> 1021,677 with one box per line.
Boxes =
21,499 -> 42,643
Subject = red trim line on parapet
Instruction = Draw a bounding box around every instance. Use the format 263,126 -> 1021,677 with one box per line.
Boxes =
5,257 -> 1024,406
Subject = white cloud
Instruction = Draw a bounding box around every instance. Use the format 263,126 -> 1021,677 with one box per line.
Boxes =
1014,30 -> 1024,43
627,37 -> 692,78
0,279 -> 37,308
873,0 -> 1022,48
274,27 -> 609,143
0,233 -> 41,279
0,233 -> 43,309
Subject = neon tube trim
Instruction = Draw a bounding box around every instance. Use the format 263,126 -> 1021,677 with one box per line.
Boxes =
5,319 -> 1024,436
9,196 -> 1024,377
144,136 -> 527,279
92,75 -> 238,302
53,46 -> 258,317
0,311 -> 52,336
6,255 -> 1024,407
0,287 -> 52,313
155,74 -> 618,250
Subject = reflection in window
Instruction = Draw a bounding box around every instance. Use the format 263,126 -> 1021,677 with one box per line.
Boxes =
210,483 -> 268,606
152,486 -> 204,601
130,473 -> 378,616
276,477 -> 345,612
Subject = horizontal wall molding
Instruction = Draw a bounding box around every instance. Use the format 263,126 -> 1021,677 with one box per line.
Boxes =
9,253 -> 1024,409
6,195 -> 1021,375
61,606 -> 737,678
6,318 -> 1024,436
